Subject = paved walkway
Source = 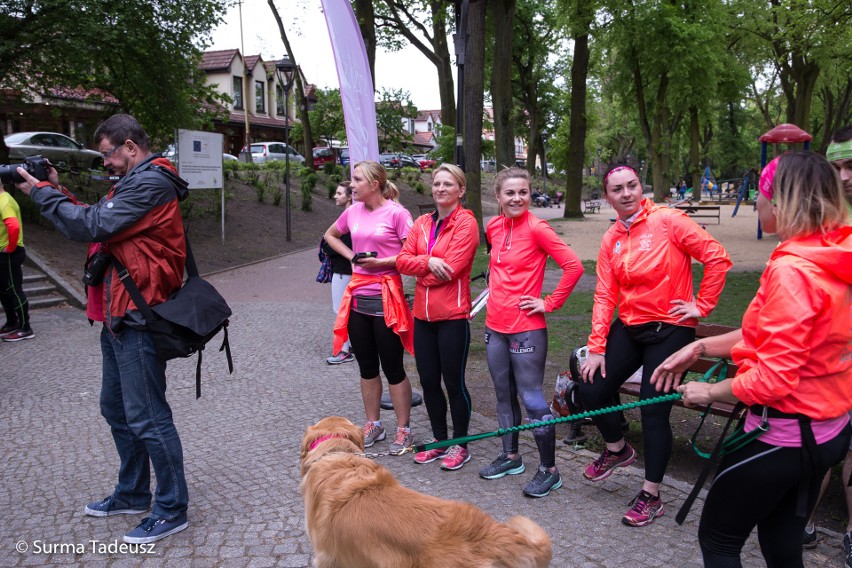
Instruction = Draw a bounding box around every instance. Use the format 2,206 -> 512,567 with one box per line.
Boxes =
1,249 -> 845,566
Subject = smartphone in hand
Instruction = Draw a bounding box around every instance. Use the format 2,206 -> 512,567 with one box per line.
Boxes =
352,251 -> 378,263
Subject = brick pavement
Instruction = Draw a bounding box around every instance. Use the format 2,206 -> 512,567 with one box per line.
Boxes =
1,249 -> 845,567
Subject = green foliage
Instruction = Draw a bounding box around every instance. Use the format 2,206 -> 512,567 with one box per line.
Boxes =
375,87 -> 417,151
327,180 -> 338,199
1,0 -> 231,144
309,88 -> 347,146
323,162 -> 341,176
414,181 -> 426,194
433,125 -> 457,164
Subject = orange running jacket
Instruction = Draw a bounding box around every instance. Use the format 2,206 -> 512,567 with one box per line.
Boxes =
588,199 -> 732,353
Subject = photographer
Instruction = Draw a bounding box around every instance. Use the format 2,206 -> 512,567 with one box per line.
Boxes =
14,114 -> 190,545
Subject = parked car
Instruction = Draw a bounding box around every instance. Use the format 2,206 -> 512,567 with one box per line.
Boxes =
380,152 -> 423,171
411,154 -> 437,169
338,148 -> 350,168
223,153 -> 238,162
4,131 -> 103,170
244,142 -> 305,164
312,146 -> 336,169
161,145 -> 239,165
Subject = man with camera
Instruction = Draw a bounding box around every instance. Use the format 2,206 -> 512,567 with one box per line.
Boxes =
14,114 -> 190,545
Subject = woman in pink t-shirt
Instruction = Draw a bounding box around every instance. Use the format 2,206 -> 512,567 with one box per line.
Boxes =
324,160 -> 416,455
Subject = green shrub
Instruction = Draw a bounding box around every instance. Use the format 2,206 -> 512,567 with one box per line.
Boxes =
414,181 -> 426,194
323,162 -> 341,176
300,170 -> 317,211
327,180 -> 338,199
272,186 -> 283,206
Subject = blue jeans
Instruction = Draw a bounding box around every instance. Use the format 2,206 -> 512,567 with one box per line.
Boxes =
99,325 -> 188,520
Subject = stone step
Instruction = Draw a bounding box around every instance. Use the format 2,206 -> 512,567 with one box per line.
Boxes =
21,256 -> 84,310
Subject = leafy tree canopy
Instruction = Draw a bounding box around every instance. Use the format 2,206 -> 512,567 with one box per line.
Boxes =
0,0 -> 230,144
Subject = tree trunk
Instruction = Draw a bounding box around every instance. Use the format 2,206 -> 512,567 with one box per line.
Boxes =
431,1 -> 456,126
268,0 -> 313,153
689,106 -> 701,195
464,0 -> 486,231
563,3 -> 591,219
490,0 -> 515,170
353,0 -> 377,85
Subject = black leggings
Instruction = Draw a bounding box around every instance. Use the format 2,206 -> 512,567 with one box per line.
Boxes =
699,423 -> 850,567
414,318 -> 471,446
579,320 -> 695,483
0,247 -> 29,329
347,309 -> 406,384
485,327 -> 556,468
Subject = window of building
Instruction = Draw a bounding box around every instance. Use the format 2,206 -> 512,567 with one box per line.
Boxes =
232,77 -> 243,110
276,85 -> 286,116
255,81 -> 265,113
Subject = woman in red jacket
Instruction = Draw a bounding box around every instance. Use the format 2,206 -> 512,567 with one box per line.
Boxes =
652,151 -> 852,566
579,163 -> 732,527
397,164 -> 480,470
478,167 -> 583,497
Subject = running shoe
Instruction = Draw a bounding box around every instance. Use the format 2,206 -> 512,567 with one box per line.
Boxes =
1,327 -> 34,342
479,453 -> 525,480
522,465 -> 562,498
389,427 -> 413,455
562,422 -> 588,445
326,351 -> 355,365
802,524 -> 817,549
440,445 -> 470,471
414,441 -> 447,464
622,490 -> 665,527
844,531 -> 852,568
583,443 -> 636,481
363,421 -> 386,448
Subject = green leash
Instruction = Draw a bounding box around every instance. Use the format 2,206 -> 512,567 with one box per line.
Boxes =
414,392 -> 683,453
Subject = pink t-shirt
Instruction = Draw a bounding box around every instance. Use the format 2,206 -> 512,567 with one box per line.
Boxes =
336,200 -> 413,296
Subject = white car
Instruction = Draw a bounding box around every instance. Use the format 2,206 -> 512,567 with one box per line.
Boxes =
5,131 -> 103,170
246,142 -> 305,164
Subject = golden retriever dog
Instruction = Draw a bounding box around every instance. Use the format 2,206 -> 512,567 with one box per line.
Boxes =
300,416 -> 552,568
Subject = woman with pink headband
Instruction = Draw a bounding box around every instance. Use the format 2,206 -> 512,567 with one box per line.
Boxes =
579,162 -> 732,527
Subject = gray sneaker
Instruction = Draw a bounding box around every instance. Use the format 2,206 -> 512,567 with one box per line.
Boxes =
363,421 -> 386,447
326,351 -> 355,365
479,453 -> 525,480
522,465 -> 563,498
843,531 -> 852,568
389,427 -> 413,455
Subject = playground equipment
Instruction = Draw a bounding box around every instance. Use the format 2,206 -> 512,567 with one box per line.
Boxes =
754,124 -> 812,239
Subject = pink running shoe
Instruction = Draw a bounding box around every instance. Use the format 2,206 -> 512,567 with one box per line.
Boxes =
440,445 -> 470,471
414,442 -> 448,464
583,443 -> 636,481
622,490 -> 664,527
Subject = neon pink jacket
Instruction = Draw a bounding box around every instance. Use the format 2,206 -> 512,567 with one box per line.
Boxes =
588,199 -> 731,353
485,211 -> 583,334
731,226 -> 852,420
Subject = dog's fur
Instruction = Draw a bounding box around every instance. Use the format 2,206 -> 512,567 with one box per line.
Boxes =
300,416 -> 552,568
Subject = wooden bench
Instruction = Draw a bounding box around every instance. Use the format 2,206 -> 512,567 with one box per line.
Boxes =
583,199 -> 601,214
617,323 -> 739,417
675,204 -> 721,224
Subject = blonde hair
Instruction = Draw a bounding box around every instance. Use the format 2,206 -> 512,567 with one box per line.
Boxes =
354,160 -> 400,201
494,167 -> 530,194
432,163 -> 466,189
773,151 -> 847,238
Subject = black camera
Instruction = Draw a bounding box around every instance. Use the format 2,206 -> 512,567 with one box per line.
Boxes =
82,251 -> 112,287
0,155 -> 50,185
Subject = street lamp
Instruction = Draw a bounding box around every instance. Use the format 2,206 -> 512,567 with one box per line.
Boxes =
276,56 -> 297,242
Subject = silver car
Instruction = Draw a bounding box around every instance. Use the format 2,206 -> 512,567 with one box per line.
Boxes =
247,142 -> 305,164
4,131 -> 103,170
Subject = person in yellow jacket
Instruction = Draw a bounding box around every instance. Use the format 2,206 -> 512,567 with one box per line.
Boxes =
0,185 -> 33,341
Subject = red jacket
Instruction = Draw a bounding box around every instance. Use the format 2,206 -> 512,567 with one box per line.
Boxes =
485,211 -> 583,334
588,199 -> 731,353
731,226 -> 852,420
396,207 -> 479,321
29,156 -> 187,329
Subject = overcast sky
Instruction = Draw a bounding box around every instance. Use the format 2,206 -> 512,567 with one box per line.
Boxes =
206,0 -> 450,111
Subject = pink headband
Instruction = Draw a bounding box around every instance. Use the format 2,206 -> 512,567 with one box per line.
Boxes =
758,156 -> 781,201
602,165 -> 639,189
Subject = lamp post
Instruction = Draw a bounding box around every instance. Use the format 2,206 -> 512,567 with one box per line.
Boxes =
276,57 -> 297,242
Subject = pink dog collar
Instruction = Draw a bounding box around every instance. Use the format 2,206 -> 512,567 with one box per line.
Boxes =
308,433 -> 346,451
